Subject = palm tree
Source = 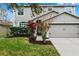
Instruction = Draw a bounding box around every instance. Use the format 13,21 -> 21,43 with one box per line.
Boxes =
5,3 -> 42,16
36,20 -> 49,43
29,3 -> 42,16
42,21 -> 49,43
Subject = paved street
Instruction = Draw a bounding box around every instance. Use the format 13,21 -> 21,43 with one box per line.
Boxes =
50,38 -> 79,56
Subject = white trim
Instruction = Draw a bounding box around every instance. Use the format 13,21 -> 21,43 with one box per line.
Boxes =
49,22 -> 79,25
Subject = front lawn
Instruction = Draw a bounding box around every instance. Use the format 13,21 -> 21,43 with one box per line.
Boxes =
0,37 -> 60,56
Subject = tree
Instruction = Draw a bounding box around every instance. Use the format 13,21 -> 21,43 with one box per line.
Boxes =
36,20 -> 49,43
29,3 -> 42,16
27,20 -> 37,42
42,21 -> 49,43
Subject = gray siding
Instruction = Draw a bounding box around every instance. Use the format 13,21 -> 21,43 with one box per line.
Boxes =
49,13 -> 79,23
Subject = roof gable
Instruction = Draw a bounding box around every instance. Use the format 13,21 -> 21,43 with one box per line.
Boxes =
54,12 -> 79,19
32,11 -> 58,21
46,12 -> 79,21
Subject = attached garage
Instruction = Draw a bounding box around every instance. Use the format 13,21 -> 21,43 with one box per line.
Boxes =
47,12 -> 79,38
49,24 -> 79,38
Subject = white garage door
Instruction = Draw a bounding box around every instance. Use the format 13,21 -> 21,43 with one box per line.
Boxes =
49,25 -> 79,38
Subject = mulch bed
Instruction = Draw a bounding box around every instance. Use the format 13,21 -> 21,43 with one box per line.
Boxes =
30,41 -> 52,45
29,38 -> 52,45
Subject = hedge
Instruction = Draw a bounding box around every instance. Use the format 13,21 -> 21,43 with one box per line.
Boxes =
8,27 -> 33,37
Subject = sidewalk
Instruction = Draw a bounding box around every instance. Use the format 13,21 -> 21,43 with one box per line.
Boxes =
50,38 -> 79,56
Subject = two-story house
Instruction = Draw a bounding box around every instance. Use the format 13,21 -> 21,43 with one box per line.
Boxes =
12,4 -> 76,27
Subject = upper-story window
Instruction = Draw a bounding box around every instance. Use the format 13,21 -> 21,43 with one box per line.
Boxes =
43,8 -> 46,12
48,7 -> 52,11
64,7 -> 72,13
18,8 -> 24,15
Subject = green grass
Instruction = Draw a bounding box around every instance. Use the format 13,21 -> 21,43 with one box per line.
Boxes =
0,37 -> 60,56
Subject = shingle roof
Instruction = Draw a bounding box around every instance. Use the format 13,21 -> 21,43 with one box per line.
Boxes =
44,12 -> 79,22
32,11 -> 59,21
0,20 -> 12,26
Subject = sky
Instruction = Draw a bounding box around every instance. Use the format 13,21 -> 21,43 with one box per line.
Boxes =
0,3 -> 79,20
75,4 -> 79,16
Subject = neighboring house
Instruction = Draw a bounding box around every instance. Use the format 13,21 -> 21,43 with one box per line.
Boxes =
46,12 -> 79,38
0,8 -> 12,37
12,4 -> 76,27
0,20 -> 12,37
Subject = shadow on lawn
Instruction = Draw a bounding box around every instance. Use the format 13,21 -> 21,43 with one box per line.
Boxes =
28,36 -> 52,45
29,39 -> 52,45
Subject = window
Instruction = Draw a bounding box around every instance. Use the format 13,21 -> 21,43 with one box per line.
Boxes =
18,8 -> 24,15
43,9 -> 46,12
64,7 -> 72,13
48,7 -> 52,11
43,7 -> 47,12
20,22 -> 27,27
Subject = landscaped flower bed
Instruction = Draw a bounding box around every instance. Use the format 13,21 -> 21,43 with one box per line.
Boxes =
27,20 -> 49,43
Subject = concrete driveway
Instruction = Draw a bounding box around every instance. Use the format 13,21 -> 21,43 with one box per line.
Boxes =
49,38 -> 79,56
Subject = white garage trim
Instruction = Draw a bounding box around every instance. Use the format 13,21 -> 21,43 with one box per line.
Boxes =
49,23 -> 79,25
49,22 -> 79,24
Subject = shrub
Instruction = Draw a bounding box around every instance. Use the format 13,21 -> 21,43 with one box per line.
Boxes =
9,27 -> 29,37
